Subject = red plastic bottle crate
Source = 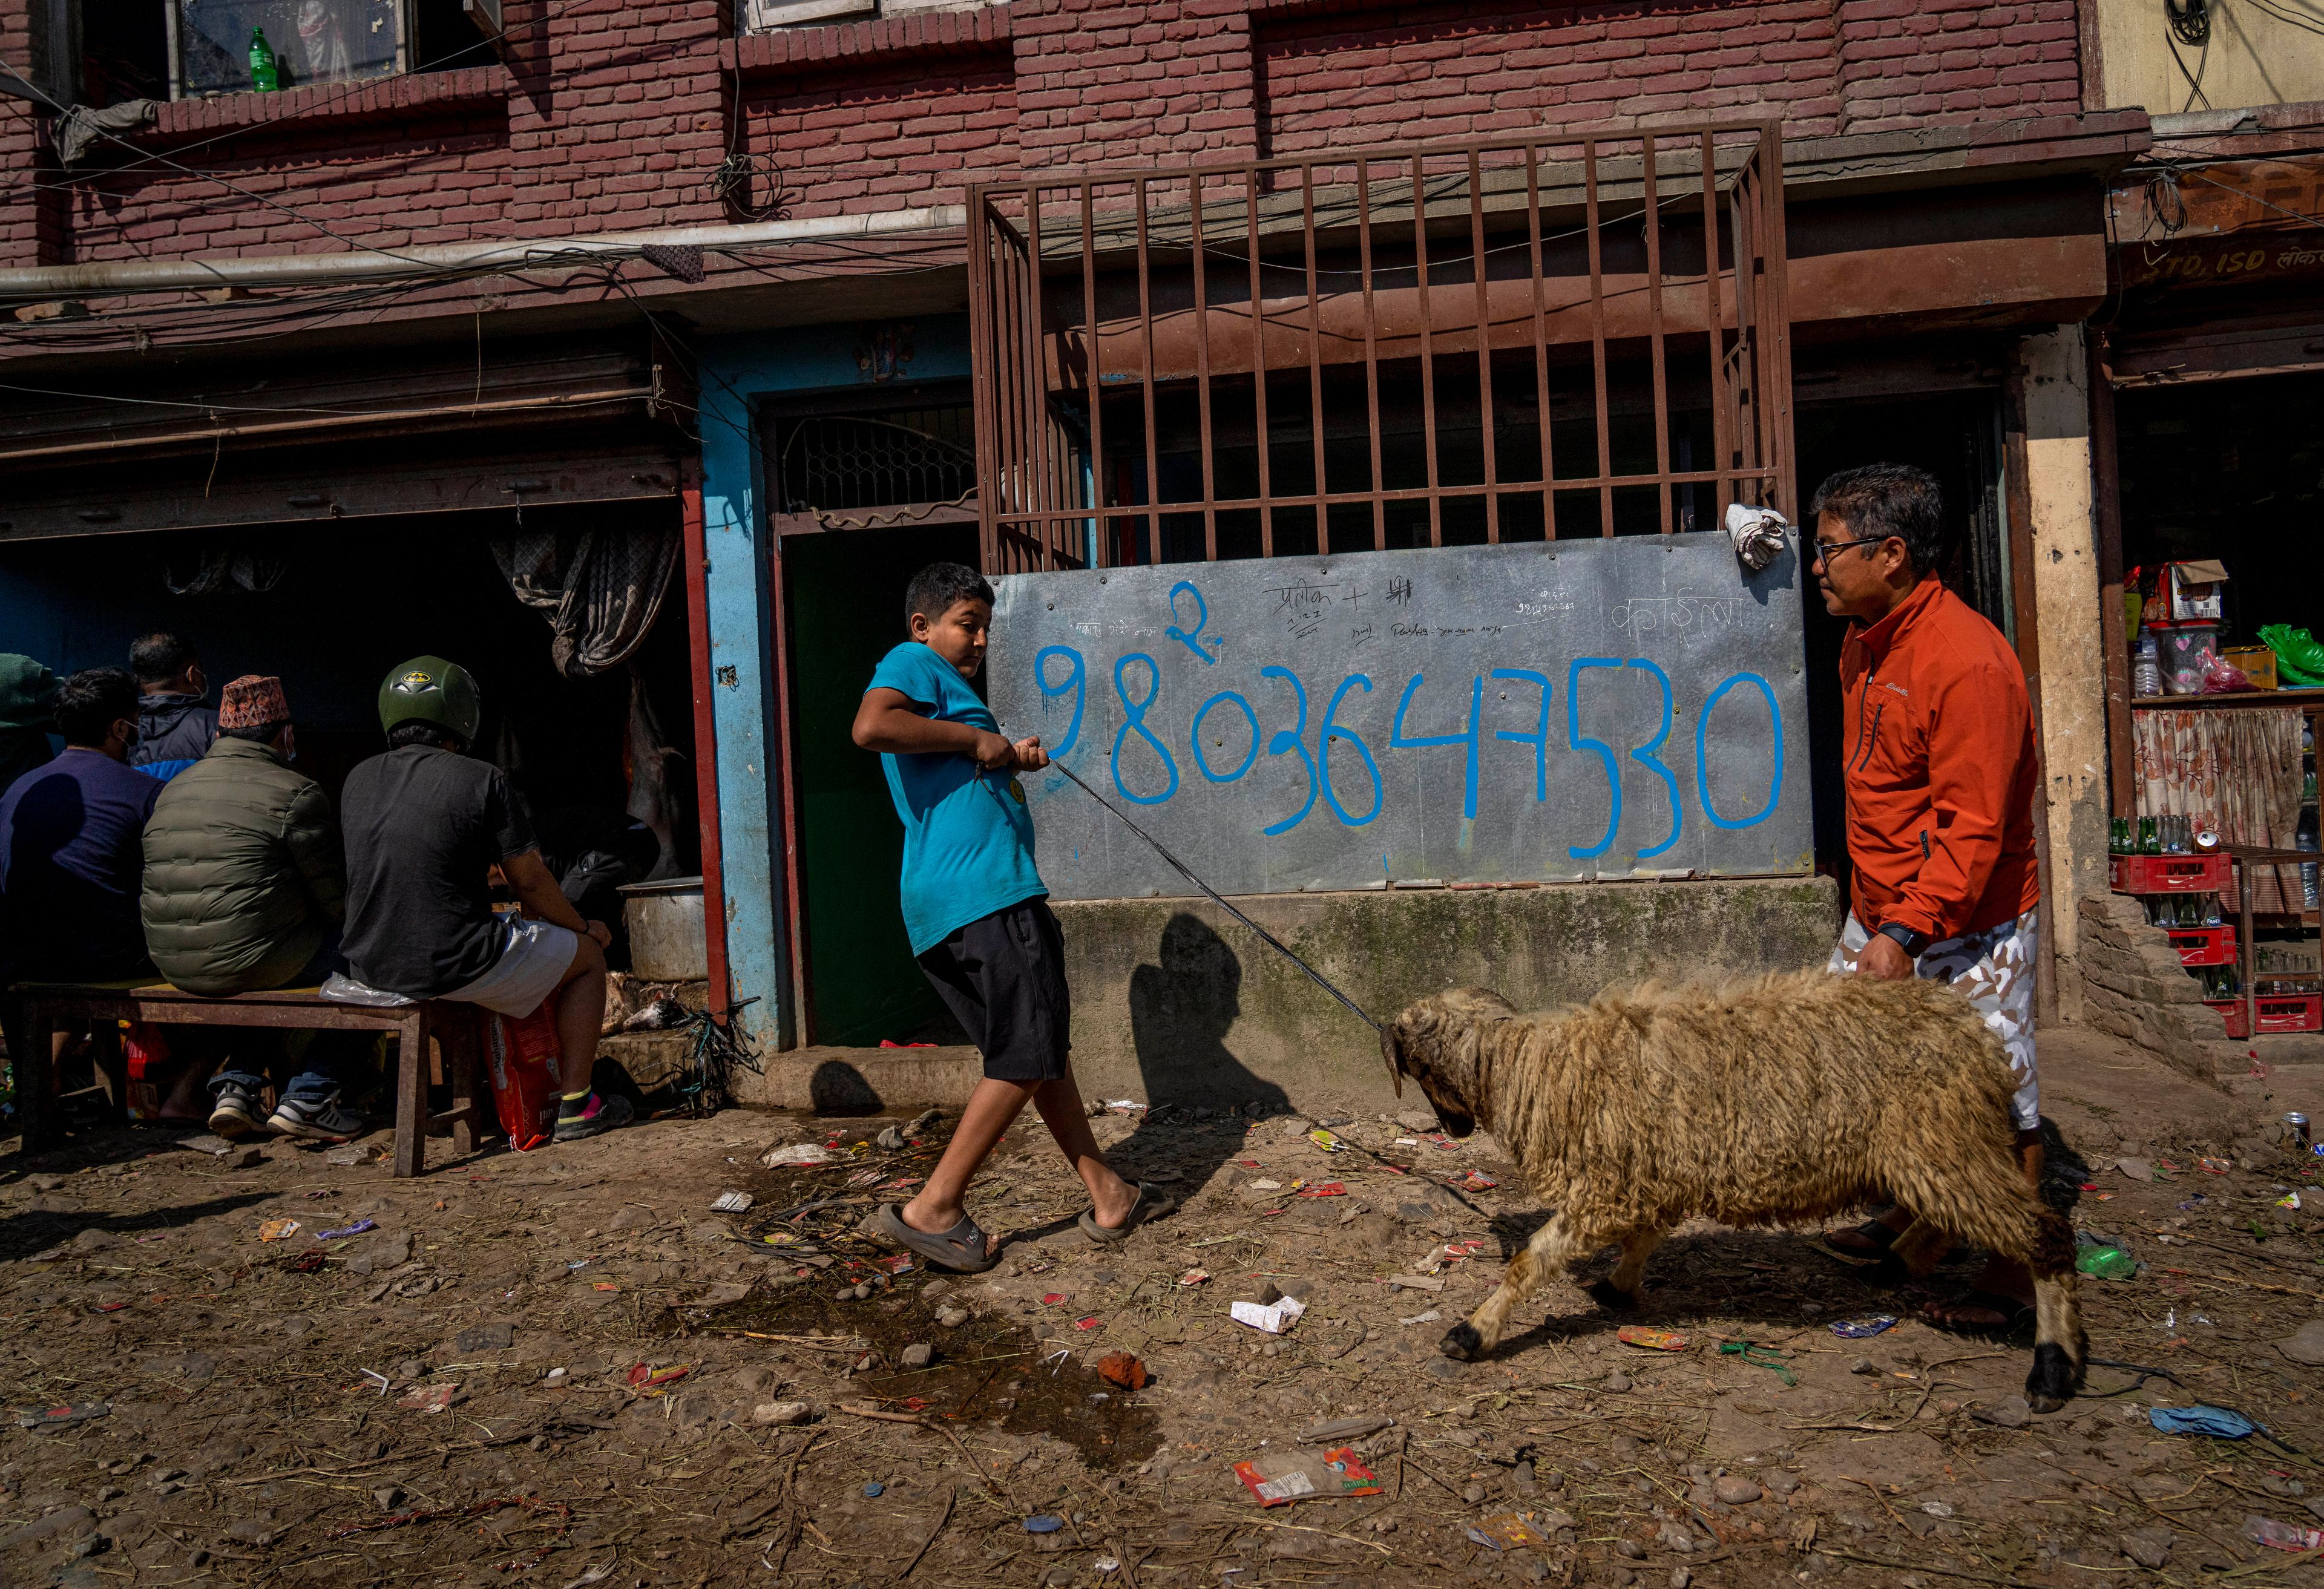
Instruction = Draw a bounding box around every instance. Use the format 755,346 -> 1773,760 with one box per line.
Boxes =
2111,853 -> 2233,894
2164,925 -> 2237,966
2207,994 -> 2323,1040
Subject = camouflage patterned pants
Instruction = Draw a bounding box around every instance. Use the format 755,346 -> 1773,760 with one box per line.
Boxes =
1827,909 -> 2041,1131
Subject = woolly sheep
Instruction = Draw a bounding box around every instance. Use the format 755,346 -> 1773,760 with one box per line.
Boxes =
1380,969 -> 2087,1412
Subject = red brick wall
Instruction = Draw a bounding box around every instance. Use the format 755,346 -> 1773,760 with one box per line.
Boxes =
5,0 -> 2093,273
1835,0 -> 2083,131
1253,0 -> 1844,154
742,50 -> 1016,216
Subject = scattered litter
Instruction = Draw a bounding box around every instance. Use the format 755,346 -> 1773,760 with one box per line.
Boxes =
396,1384 -> 458,1414
1097,1352 -> 1147,1390
1307,1128 -> 1345,1153
1451,1169 -> 1498,1191
257,1219 -> 300,1242
1298,1414 -> 1391,1444
2199,1156 -> 2233,1175
2245,1515 -> 2324,1551
864,1481 -> 885,1498
1106,1099 -> 1146,1113
627,1363 -> 692,1395
711,1191 -> 754,1214
1248,1179 -> 1282,1192
1231,1295 -> 1307,1335
1920,1501 -> 1954,1519
2179,1195 -> 2208,1210
1178,1268 -> 1210,1287
1094,1559 -> 1120,1574
1388,1275 -> 1446,1293
591,1282 -> 619,1293
1233,1446 -> 1380,1507
317,1219 -> 376,1242
1024,1515 -> 1065,1534
1718,1340 -> 1796,1386
761,1143 -> 835,1168
1296,1182 -> 1348,1199
2282,1192 -> 2304,1211
1399,1309 -> 1441,1326
2076,1246 -> 2138,1280
326,1144 -> 384,1167
16,1402 -> 109,1430
361,1370 -> 390,1395
1074,1315 -> 1103,1332
1043,1293 -> 1067,1306
93,1300 -> 128,1314
1617,1326 -> 1690,1352
172,1133 -> 237,1156
1394,1137 -> 1418,1146
1829,1317 -> 1899,1339
2150,1405 -> 2260,1439
1472,1513 -> 1549,1550
879,1254 -> 914,1274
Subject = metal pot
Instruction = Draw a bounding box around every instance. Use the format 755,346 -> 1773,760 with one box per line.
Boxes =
618,876 -> 707,981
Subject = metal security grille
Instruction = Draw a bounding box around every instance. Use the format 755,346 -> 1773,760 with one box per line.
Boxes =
770,409 -> 977,516
967,124 -> 1793,575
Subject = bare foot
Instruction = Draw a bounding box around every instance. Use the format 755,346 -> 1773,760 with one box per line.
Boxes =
900,1195 -> 965,1236
1822,1207 -> 1911,1258
1086,1175 -> 1140,1231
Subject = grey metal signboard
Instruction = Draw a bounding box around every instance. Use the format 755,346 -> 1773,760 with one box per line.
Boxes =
989,532 -> 1810,901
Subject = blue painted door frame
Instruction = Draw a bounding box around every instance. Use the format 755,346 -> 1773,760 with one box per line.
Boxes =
694,315 -> 971,1049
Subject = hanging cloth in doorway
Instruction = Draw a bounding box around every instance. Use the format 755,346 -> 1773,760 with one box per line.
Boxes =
2132,707 -> 2305,913
490,521 -> 678,679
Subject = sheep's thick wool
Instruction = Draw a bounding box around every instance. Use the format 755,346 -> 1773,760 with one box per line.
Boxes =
1382,969 -> 2087,1412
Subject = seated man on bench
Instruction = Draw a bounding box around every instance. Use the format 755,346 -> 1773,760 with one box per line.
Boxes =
142,674 -> 366,1140
0,667 -> 159,985
334,657 -> 633,1145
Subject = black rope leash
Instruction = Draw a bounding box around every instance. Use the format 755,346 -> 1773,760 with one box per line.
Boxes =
1041,760 -> 1383,1033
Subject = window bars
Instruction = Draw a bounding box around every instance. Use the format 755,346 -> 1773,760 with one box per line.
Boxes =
967,123 -> 1793,576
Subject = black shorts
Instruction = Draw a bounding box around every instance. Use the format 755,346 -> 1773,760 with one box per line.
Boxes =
916,898 -> 1072,1083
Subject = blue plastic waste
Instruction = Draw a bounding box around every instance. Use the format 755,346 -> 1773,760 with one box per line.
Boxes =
1025,1515 -> 1064,1533
2149,1405 -> 2261,1439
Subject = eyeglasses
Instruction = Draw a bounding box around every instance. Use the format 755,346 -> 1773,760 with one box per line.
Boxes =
1811,534 -> 1894,565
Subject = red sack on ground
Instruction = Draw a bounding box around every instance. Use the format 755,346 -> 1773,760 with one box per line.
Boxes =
486,1001 -> 562,1152
121,1022 -> 173,1122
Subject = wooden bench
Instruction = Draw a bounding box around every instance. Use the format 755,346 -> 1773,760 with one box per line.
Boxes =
8,981 -> 487,1178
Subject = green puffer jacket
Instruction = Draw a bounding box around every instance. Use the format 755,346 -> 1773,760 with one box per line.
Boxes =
141,736 -> 347,995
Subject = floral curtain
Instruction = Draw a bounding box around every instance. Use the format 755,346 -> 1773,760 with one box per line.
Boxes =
2132,707 -> 2305,914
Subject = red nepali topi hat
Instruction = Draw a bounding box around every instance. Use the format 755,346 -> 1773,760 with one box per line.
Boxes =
218,674 -> 289,730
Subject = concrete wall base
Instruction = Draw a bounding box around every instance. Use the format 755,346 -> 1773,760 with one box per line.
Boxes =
1054,877 -> 1842,1112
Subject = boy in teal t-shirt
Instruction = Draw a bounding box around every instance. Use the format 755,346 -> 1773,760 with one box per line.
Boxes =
854,563 -> 1174,1272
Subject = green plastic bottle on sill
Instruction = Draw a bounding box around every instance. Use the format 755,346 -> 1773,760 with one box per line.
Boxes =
249,28 -> 281,93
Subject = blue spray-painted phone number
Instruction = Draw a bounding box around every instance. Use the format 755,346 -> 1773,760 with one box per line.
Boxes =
1032,589 -> 1785,859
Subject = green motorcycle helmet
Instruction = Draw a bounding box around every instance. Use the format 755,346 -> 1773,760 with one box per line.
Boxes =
378,655 -> 482,745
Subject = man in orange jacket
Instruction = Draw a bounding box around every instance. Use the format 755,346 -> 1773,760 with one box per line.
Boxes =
1809,464 -> 2045,1335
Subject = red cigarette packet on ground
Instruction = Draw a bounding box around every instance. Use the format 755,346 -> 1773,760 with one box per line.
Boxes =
1233,1447 -> 1382,1507
1616,1326 -> 1690,1352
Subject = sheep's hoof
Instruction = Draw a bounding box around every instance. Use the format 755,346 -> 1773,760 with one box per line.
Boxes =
1439,1322 -> 1483,1361
2024,1342 -> 2078,1412
1586,1279 -> 1640,1312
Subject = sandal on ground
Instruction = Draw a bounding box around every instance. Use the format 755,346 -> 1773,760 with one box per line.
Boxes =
1078,1182 -> 1181,1245
870,1202 -> 998,1274
1922,1288 -> 2037,1337
1814,1219 -> 1903,1267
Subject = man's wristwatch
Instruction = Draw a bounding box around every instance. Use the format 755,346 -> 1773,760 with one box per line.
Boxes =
1876,923 -> 1932,958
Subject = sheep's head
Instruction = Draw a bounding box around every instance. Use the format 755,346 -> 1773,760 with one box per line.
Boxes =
1380,986 -> 1516,1138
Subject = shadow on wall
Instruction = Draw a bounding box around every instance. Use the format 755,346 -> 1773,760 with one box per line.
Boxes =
1128,914 -> 1290,1115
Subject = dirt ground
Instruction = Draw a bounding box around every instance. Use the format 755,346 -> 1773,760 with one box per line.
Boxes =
8,1026 -> 2324,1588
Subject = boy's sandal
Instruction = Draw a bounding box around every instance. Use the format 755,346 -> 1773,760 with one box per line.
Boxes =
870,1203 -> 998,1274
1079,1182 -> 1180,1245
1922,1289 -> 2037,1337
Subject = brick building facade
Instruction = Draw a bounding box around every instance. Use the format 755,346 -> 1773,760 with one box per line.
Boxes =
11,0 -> 2306,1099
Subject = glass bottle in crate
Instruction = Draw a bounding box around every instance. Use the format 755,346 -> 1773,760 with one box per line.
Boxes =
2204,891 -> 2222,927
